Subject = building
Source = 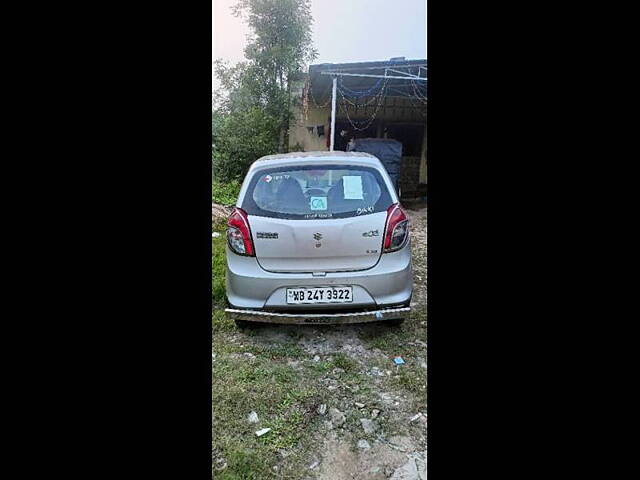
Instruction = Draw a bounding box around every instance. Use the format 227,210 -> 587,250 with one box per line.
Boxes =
288,58 -> 427,200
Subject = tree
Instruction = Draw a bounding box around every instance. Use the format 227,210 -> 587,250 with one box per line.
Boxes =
212,0 -> 317,183
213,60 -> 267,114
212,60 -> 281,182
232,0 -> 317,152
212,108 -> 279,181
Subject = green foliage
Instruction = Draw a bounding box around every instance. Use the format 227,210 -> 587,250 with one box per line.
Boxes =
212,107 -> 279,182
212,0 -> 317,183
212,179 -> 242,205
232,0 -> 316,91
214,60 -> 276,115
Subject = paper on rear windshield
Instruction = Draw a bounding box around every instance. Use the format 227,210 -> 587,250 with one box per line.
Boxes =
342,176 -> 364,199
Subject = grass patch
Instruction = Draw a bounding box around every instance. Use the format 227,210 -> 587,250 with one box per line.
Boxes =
213,309 -> 234,333
215,340 -> 307,360
258,343 -> 306,359
392,367 -> 426,394
332,352 -> 358,372
309,360 -> 332,373
213,217 -> 227,233
359,313 -> 427,359
213,355 -> 323,479
362,328 -> 410,352
306,353 -> 359,376
216,448 -> 271,480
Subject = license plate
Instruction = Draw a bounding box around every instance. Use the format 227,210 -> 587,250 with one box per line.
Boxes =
286,286 -> 353,304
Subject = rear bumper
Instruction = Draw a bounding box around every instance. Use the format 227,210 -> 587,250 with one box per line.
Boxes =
225,241 -> 413,309
225,306 -> 410,325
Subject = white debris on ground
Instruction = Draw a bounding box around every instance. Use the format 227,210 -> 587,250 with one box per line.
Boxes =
409,412 -> 427,423
357,439 -> 371,450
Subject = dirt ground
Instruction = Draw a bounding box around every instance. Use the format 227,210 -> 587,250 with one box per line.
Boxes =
213,200 -> 427,479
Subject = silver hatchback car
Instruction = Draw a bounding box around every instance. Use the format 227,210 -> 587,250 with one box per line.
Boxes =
224,151 -> 413,326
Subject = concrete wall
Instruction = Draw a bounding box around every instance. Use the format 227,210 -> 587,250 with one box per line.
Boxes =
289,79 -> 330,152
289,105 -> 330,152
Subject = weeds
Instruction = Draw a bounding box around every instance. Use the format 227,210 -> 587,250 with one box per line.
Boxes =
213,180 -> 241,206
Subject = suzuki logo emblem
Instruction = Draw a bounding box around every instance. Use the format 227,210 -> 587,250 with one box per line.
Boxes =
313,233 -> 323,241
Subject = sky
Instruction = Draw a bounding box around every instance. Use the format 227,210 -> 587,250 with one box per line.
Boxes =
212,0 -> 427,93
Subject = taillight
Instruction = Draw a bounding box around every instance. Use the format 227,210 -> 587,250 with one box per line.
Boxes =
383,203 -> 409,253
227,207 -> 255,256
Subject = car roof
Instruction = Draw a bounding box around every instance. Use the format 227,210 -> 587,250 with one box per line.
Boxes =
251,151 -> 381,170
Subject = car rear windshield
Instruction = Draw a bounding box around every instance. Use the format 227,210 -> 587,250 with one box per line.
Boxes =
241,164 -> 393,220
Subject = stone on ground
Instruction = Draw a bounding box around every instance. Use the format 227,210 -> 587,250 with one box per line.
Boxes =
390,458 -> 419,480
357,439 -> 371,450
388,435 -> 413,452
360,418 -> 378,434
247,411 -> 259,423
329,408 -> 345,426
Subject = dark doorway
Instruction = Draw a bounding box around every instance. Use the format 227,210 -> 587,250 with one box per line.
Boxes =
385,124 -> 425,156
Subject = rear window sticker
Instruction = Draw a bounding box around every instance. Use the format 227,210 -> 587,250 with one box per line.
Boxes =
357,206 -> 374,215
310,196 -> 328,211
342,176 -> 364,200
263,174 -> 290,182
